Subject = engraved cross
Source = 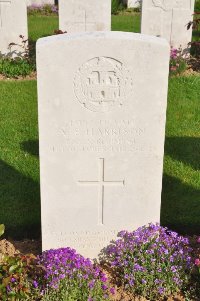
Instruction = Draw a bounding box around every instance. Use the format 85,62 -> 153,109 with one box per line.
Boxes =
0,0 -> 11,28
73,10 -> 96,31
78,158 -> 125,226
84,10 -> 96,31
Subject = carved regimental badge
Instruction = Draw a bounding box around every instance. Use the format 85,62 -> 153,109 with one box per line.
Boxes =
74,57 -> 133,113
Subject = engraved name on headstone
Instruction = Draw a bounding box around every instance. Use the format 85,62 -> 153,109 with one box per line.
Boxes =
141,0 -> 195,50
37,32 -> 170,258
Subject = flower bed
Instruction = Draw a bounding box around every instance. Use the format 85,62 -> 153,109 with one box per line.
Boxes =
0,224 -> 199,301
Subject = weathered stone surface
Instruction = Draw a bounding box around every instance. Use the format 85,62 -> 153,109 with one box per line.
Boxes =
141,0 -> 195,50
27,0 -> 54,6
59,0 -> 111,33
0,0 -> 28,57
37,32 -> 170,258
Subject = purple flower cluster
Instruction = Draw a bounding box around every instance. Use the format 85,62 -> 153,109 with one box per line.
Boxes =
27,4 -> 58,15
101,223 -> 193,299
170,48 -> 178,59
37,247 -> 112,300
195,237 -> 200,273
169,46 -> 187,74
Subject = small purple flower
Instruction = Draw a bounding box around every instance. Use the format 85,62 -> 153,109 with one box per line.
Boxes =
10,277 -> 16,283
6,285 -> 12,293
102,284 -> 108,290
110,287 -> 115,295
33,280 -> 38,288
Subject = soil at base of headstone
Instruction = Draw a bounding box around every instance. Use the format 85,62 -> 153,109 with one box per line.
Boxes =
110,290 -> 186,301
0,238 -> 42,257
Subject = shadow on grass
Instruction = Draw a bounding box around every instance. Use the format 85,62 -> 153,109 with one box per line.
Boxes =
0,159 -> 41,240
165,136 -> 200,171
29,39 -> 36,63
161,136 -> 200,235
161,173 -> 200,235
21,140 -> 39,157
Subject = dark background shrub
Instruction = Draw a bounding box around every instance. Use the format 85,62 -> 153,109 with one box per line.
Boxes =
195,0 -> 200,12
112,0 -> 126,14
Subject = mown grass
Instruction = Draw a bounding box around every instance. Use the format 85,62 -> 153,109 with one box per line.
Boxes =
0,14 -> 199,239
28,15 -> 59,42
112,13 -> 140,32
161,76 -> 200,234
0,81 -> 40,238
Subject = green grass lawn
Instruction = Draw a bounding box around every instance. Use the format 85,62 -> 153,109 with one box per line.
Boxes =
28,13 -> 140,42
28,15 -> 59,41
112,13 -> 140,32
0,14 -> 199,239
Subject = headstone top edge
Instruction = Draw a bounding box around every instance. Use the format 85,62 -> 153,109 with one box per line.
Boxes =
36,31 -> 170,48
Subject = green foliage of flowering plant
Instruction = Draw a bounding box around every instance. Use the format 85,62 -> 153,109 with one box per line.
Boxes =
0,253 -> 43,301
0,224 -> 5,237
0,35 -> 35,78
0,58 -> 35,78
41,280 -> 110,301
100,224 -> 193,300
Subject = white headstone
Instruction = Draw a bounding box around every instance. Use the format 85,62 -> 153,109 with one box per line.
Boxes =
128,0 -> 140,8
141,0 -> 195,50
0,0 -> 28,57
59,0 -> 111,33
37,32 -> 170,259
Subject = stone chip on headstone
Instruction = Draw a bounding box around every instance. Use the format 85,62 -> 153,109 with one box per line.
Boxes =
37,31 -> 170,259
59,0 -> 111,33
0,0 -> 28,57
141,0 -> 195,51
